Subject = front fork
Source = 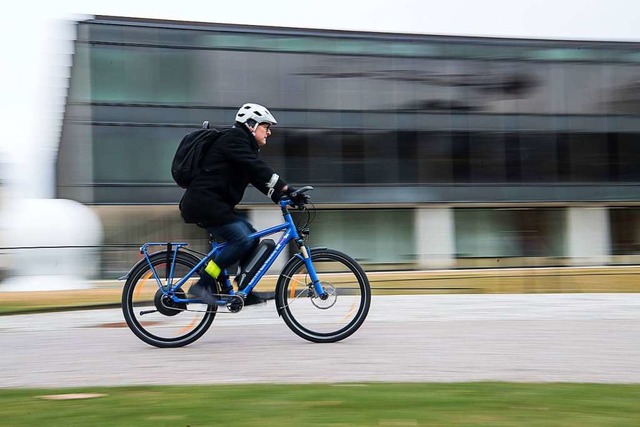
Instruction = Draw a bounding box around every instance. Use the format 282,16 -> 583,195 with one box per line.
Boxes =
296,238 -> 328,299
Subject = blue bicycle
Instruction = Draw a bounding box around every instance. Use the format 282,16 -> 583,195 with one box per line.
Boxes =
121,187 -> 371,347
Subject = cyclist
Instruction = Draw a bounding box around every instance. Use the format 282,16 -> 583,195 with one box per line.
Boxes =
180,102 -> 304,305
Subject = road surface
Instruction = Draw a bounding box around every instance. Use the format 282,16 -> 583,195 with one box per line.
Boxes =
1,294 -> 639,388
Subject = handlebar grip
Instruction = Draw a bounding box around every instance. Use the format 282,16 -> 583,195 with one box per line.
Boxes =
294,185 -> 314,194
280,185 -> 313,207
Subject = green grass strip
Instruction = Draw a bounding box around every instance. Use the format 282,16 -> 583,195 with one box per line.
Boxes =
1,382 -> 639,426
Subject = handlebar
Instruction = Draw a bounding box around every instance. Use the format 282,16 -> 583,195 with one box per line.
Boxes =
280,185 -> 313,209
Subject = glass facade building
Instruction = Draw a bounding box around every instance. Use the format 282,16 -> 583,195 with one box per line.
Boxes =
58,16 -> 640,276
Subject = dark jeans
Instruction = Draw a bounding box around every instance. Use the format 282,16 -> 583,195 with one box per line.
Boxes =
206,217 -> 258,274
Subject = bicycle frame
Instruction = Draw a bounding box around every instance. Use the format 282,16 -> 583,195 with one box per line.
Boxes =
139,199 -> 324,306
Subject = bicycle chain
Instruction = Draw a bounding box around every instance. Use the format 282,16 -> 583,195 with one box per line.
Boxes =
159,294 -> 245,314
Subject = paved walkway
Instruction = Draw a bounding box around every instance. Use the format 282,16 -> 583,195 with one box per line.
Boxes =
1,294 -> 639,387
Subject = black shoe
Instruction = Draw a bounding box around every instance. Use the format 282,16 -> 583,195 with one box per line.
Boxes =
243,291 -> 275,306
188,280 -> 217,305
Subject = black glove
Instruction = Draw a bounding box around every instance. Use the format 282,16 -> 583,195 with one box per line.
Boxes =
285,186 -> 308,207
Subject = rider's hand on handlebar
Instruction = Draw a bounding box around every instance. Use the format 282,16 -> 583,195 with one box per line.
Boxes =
284,185 -> 309,208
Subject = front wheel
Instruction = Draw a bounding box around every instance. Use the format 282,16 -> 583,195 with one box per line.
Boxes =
275,248 -> 371,343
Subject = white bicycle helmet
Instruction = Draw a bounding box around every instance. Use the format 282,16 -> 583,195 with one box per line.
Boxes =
235,103 -> 278,127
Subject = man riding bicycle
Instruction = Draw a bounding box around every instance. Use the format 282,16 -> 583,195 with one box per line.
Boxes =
179,103 -> 304,305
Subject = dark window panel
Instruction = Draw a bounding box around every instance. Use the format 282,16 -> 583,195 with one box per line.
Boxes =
452,132 -> 471,183
505,134 -> 522,182
341,132 -> 366,184
397,131 -> 419,184
308,130 -> 343,184
610,208 -> 640,255
557,134 -> 571,182
469,132 -> 506,183
617,134 -> 640,182
365,132 -> 400,184
567,133 -> 609,182
417,132 -> 453,183
282,130 -> 310,183
519,133 -> 559,183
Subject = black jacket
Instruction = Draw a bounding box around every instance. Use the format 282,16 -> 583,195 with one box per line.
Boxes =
180,123 -> 287,227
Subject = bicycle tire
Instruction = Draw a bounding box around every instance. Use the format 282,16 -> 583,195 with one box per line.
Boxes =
122,251 -> 216,348
275,248 -> 371,343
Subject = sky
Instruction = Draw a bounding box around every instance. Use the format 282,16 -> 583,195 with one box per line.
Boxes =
0,0 -> 639,198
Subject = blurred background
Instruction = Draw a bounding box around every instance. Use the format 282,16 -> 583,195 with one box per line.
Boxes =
1,1 -> 639,289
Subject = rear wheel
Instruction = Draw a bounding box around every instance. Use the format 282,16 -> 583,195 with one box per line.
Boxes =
276,248 -> 371,343
122,251 -> 216,348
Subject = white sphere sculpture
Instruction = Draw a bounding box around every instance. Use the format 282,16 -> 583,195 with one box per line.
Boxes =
1,198 -> 103,291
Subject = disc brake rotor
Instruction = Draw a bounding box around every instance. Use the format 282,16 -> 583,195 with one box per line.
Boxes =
311,282 -> 337,309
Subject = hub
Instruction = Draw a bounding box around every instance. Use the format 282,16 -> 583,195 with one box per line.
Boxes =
154,289 -> 187,316
311,282 -> 337,309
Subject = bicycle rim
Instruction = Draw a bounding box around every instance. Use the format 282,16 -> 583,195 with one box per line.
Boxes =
122,252 -> 216,347
277,249 -> 370,343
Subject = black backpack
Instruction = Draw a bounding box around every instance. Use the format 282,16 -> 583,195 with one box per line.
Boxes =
171,123 -> 223,188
